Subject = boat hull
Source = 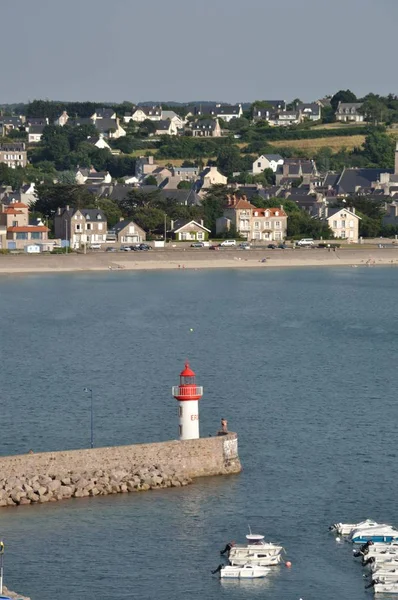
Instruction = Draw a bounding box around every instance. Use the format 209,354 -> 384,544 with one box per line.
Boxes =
353,535 -> 398,544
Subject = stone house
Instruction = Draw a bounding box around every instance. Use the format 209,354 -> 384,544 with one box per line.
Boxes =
276,159 -> 318,185
253,154 -> 284,174
171,219 -> 210,241
54,111 -> 69,126
335,102 -> 364,123
325,207 -> 360,242
54,207 -> 107,249
135,156 -> 159,178
198,166 -> 228,190
297,103 -> 321,121
0,116 -> 25,136
0,143 -> 27,168
216,195 -> 288,241
112,219 -> 146,244
191,119 -> 221,137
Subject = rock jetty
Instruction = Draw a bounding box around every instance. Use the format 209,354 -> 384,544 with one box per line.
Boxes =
2,586 -> 30,599
0,465 -> 192,508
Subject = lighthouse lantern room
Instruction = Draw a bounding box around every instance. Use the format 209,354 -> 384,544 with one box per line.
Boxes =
172,362 -> 203,440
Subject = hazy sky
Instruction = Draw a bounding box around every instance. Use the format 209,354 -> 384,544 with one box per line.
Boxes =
2,0 -> 397,104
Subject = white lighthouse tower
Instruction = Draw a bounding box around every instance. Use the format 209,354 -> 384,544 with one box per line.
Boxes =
172,362 -> 203,440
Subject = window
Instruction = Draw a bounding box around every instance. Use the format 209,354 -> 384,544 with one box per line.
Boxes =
86,223 -> 92,230
98,223 -> 103,231
341,220 -> 346,228
76,224 -> 81,231
16,232 -> 27,240
179,406 -> 183,417
274,221 -> 281,229
179,425 -> 182,437
257,162 -> 261,168
254,221 -> 260,228
265,221 -> 270,229
349,220 -> 354,227
12,220 -> 18,227
333,220 -> 338,228
197,232 -> 204,240
31,232 -> 41,240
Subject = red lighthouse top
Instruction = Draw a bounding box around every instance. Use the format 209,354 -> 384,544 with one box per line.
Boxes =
172,361 -> 203,402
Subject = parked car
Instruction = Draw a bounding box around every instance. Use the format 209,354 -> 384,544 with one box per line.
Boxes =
136,244 -> 152,251
191,242 -> 205,248
90,243 -> 102,250
238,242 -> 250,250
220,240 -> 236,247
267,244 -> 277,249
106,247 -> 117,252
278,243 -> 288,249
209,245 -> 220,251
120,246 -> 132,251
296,238 -> 314,247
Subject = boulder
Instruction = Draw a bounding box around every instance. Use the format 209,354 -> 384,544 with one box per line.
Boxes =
61,477 -> 71,486
37,486 -> 48,497
171,480 -> 181,488
27,492 -> 40,502
60,486 -> 74,498
47,480 -> 61,493
19,497 -> 31,505
38,495 -> 50,503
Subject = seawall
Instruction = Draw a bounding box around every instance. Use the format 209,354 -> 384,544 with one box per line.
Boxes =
0,433 -> 241,508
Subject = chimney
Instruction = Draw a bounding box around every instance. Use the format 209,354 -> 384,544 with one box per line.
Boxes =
351,206 -> 355,215
66,205 -> 70,211
57,207 -> 61,216
119,217 -> 124,222
148,156 -> 154,165
170,219 -> 174,230
200,219 -> 204,226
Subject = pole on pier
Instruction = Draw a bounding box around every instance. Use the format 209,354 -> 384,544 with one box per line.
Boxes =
0,540 -> 4,595
83,388 -> 94,448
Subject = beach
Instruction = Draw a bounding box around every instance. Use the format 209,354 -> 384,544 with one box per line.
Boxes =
0,247 -> 397,274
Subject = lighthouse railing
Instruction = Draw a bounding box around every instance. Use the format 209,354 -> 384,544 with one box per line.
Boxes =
172,386 -> 203,398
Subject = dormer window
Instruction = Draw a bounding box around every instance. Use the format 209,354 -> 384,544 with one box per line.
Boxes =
97,214 -> 102,220
275,211 -> 279,216
265,211 -> 270,217
254,211 -> 258,217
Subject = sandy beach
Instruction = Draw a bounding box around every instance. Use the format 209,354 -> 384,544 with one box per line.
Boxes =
0,247 -> 397,274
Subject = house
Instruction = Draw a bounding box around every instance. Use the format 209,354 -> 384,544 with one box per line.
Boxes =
28,125 -> 45,143
0,143 -> 27,168
171,219 -> 210,241
160,188 -> 201,206
0,116 -> 25,136
94,118 -> 126,139
91,107 -> 116,121
84,171 -> 112,185
0,202 -> 50,249
161,110 -> 185,129
335,102 -> 364,123
154,120 -> 178,136
332,168 -> 394,195
130,106 -> 162,122
276,159 -> 318,185
171,166 -> 200,181
263,100 -> 286,111
252,101 -> 286,122
383,201 -> 398,227
191,119 -> 221,137
26,117 -> 48,127
297,103 -> 321,121
216,195 -> 287,241
54,111 -> 69,126
135,156 -> 159,179
85,134 -> 112,150
198,166 -> 227,190
112,219 -> 146,244
268,110 -> 301,127
253,154 -> 284,174
325,206 -> 361,242
54,206 -> 107,249
189,104 -> 242,122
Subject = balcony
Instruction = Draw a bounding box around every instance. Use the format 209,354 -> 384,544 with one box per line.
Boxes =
172,386 -> 203,398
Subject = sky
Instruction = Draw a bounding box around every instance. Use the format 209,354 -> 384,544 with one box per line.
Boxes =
1,0 -> 397,105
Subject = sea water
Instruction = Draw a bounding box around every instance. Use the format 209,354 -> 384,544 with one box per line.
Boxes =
0,267 -> 397,600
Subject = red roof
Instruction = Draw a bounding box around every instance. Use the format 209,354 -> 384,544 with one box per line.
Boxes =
2,208 -> 24,214
8,202 -> 28,209
7,226 -> 49,232
180,361 -> 196,378
252,207 -> 287,217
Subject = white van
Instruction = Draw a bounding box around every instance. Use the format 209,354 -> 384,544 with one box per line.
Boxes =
296,238 -> 314,247
220,240 -> 237,247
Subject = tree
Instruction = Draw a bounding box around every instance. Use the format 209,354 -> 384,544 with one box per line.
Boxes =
362,129 -> 395,168
359,95 -> 386,125
330,89 -> 357,111
33,184 -> 97,216
97,198 -> 122,228
138,119 -> 157,137
144,175 -> 158,186
177,180 -> 192,189
216,145 -> 242,176
132,206 -> 165,235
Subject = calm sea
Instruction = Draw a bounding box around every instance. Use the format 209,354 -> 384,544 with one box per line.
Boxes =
0,267 -> 397,600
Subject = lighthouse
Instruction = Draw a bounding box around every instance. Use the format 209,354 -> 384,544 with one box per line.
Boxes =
172,362 -> 203,440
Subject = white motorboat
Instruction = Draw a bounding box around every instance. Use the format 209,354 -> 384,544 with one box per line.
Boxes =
366,579 -> 398,594
217,564 -> 270,579
364,546 -> 398,559
351,525 -> 398,544
369,559 -> 398,572
227,534 -> 283,560
329,519 -> 379,536
229,553 -> 281,567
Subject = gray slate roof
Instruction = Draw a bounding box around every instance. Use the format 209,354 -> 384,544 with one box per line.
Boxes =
336,168 -> 393,194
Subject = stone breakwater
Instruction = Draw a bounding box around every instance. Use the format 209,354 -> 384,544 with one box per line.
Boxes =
0,466 -> 193,507
2,586 -> 30,600
0,433 -> 241,509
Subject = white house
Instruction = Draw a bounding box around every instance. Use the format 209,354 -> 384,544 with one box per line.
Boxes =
86,134 -> 112,150
161,110 -> 185,129
335,102 -> 364,123
253,154 -> 284,174
325,207 -> 361,242
28,125 -> 45,143
54,111 -> 69,126
154,120 -> 178,136
130,106 -> 162,122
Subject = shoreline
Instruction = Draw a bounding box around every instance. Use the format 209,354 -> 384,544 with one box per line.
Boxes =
0,248 -> 397,274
